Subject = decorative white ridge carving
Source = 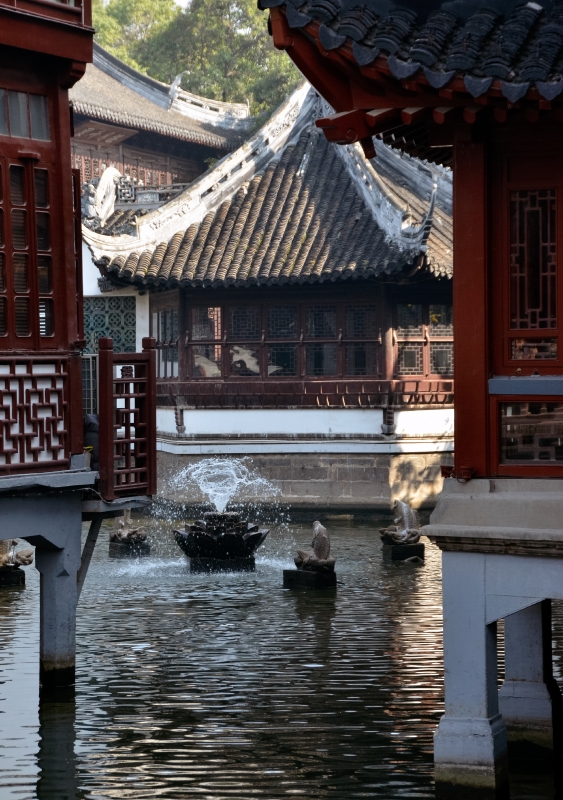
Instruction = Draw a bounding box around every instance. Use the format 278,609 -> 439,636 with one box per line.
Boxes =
84,82 -> 316,263
316,96 -> 450,253
169,73 -> 251,129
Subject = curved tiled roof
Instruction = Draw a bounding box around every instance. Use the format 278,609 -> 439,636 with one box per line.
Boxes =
70,63 -> 243,151
99,127 -> 452,289
259,0 -> 563,103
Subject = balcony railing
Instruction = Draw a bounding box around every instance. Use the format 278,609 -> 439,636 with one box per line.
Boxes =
98,337 -> 156,502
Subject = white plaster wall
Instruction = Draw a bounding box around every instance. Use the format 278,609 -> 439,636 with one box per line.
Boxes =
395,408 -> 454,438
157,408 -> 384,437
82,241 -> 150,350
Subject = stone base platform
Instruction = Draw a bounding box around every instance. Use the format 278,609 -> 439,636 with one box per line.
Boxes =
190,557 -> 255,573
0,567 -> 25,587
283,569 -> 337,590
109,541 -> 151,558
382,543 -> 425,561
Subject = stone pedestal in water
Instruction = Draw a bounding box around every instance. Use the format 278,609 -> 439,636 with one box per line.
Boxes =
174,512 -> 269,569
285,521 -> 337,590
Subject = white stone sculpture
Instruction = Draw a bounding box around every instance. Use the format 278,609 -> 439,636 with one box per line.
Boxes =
95,167 -> 121,225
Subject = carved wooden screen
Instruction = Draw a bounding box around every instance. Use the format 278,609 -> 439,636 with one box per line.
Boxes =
510,189 -> 557,331
494,153 -> 563,373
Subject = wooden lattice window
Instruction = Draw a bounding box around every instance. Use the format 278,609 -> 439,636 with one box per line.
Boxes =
395,303 -> 453,377
181,301 -> 382,380
510,189 -> 557,330
0,158 -> 58,348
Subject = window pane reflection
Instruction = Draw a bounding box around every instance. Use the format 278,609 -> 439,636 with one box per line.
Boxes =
306,343 -> 337,376
345,343 -> 377,376
230,344 -> 260,376
192,344 -> 221,377
306,306 -> 336,338
8,92 -> 29,138
510,338 -> 557,360
500,402 -> 563,463
192,307 -> 221,340
268,344 -> 297,376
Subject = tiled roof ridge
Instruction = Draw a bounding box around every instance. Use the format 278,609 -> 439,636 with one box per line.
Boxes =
260,0 -> 563,102
83,82 -> 317,259
71,97 -> 239,151
98,125 -> 452,288
93,43 -> 252,131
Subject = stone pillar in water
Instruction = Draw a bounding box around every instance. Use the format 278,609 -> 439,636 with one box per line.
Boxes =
16,493 -> 83,689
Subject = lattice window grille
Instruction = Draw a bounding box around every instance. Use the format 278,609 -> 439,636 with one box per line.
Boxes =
305,343 -> 337,376
510,189 -> 557,329
397,304 -> 423,336
345,306 -> 377,338
0,360 -> 67,467
230,307 -> 260,340
398,343 -> 423,375
83,296 -> 136,354
429,304 -> 453,336
430,342 -> 454,375
267,306 -> 298,339
306,307 -> 337,338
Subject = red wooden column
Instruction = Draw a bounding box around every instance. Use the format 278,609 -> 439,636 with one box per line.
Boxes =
142,336 -> 157,497
453,134 -> 489,476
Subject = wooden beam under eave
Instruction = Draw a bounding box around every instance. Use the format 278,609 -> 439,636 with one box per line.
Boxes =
463,105 -> 485,124
433,107 -> 456,124
401,107 -> 427,125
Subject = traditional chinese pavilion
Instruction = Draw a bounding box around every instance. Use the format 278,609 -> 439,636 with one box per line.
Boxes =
0,0 -> 156,690
83,78 -> 455,510
258,0 -> 563,792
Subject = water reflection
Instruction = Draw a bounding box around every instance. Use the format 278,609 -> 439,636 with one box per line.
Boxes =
0,519 -> 561,798
36,691 -> 81,800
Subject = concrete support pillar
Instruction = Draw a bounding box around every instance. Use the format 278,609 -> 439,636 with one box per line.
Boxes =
499,600 -> 561,751
434,551 -> 508,795
17,493 -> 83,691
35,540 -> 80,689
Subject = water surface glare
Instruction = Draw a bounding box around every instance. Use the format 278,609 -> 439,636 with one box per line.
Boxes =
0,520 -> 558,798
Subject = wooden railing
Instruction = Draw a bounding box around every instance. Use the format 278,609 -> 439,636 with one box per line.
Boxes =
157,378 -> 454,410
98,337 -> 156,502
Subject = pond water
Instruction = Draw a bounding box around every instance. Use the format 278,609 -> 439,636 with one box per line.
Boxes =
0,518 -> 559,799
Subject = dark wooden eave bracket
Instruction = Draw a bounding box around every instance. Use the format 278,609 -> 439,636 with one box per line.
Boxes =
315,107 -> 401,159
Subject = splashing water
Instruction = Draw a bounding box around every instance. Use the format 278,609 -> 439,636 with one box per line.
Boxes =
169,457 -> 280,513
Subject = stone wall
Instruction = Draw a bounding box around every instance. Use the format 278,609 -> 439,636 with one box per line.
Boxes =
157,450 -> 453,511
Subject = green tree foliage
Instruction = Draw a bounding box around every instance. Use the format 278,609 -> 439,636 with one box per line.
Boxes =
92,0 -> 301,119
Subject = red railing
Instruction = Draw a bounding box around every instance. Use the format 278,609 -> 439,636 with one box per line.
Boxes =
98,337 -> 157,502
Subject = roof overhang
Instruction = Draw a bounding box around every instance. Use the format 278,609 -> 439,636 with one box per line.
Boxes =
265,6 -> 563,166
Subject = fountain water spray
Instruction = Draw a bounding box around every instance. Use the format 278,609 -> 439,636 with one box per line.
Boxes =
169,457 -> 280,513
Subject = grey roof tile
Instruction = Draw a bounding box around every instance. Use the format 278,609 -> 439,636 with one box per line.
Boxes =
259,0 -> 563,100
101,129 -> 452,289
